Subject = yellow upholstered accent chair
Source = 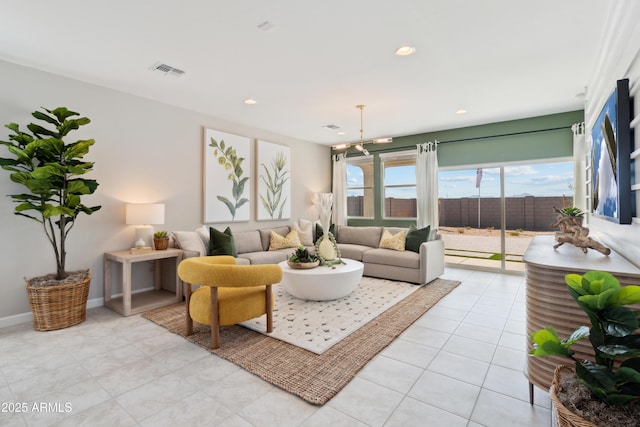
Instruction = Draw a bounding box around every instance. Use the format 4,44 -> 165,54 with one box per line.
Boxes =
177,256 -> 283,349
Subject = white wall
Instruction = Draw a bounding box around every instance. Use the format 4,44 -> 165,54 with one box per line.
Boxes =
582,1 -> 640,268
0,60 -> 331,325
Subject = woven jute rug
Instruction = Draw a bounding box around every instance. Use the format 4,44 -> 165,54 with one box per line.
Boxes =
142,277 -> 459,405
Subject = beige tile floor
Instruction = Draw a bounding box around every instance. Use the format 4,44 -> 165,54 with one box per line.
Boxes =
0,268 -> 551,426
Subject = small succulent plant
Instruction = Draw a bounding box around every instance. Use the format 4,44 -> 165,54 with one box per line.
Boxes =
153,231 -> 168,238
289,247 -> 318,263
559,206 -> 585,217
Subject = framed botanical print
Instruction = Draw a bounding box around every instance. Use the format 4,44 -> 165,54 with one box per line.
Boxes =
203,128 -> 251,223
256,140 -> 291,220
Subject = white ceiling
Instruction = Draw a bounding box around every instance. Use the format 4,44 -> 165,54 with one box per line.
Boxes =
0,0 -> 611,146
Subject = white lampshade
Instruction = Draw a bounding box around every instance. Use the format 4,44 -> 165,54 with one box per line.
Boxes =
125,204 -> 165,249
125,203 -> 165,225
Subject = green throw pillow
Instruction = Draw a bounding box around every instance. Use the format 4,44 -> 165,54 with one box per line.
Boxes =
209,226 -> 237,257
314,223 -> 336,243
405,225 -> 430,253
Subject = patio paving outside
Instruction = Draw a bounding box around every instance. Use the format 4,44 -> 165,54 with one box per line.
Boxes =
439,227 -> 554,272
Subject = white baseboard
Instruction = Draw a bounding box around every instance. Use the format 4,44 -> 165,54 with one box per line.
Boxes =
0,296 -> 105,329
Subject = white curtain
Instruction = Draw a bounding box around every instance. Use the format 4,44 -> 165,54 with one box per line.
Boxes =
332,153 -> 347,226
416,141 -> 438,229
572,122 -> 587,213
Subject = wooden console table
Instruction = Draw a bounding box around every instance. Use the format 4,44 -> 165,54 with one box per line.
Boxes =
523,235 -> 640,403
104,248 -> 184,316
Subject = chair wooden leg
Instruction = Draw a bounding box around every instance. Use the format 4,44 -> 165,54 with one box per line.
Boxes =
185,283 -> 193,336
266,284 -> 273,333
209,287 -> 220,349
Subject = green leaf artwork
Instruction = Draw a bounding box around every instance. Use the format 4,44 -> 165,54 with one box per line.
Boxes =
209,137 -> 248,220
259,150 -> 289,219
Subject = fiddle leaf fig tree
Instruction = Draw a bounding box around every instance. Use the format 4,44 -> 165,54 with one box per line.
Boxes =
530,271 -> 640,406
0,107 -> 101,281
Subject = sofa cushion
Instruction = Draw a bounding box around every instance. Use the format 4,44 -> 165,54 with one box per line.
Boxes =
269,229 -> 302,250
379,229 -> 407,251
233,230 -> 263,254
234,257 -> 251,265
406,225 -> 431,253
363,248 -> 420,269
336,243 -> 371,261
336,226 -> 382,248
239,250 -> 289,265
209,227 -> 237,257
259,226 -> 290,251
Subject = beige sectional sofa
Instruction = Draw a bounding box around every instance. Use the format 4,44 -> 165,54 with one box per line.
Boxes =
334,225 -> 444,284
172,222 -> 444,285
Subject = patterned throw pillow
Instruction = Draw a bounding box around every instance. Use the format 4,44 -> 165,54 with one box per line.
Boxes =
378,229 -> 407,251
269,229 -> 302,251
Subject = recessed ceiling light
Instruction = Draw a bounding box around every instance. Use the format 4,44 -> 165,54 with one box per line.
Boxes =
456,109 -> 467,115
244,99 -> 257,105
395,46 -> 416,56
337,131 -> 345,135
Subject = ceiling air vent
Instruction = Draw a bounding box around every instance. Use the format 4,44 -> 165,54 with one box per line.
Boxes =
322,124 -> 341,130
151,62 -> 186,77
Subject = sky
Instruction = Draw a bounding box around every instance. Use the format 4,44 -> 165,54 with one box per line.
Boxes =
347,161 -> 574,199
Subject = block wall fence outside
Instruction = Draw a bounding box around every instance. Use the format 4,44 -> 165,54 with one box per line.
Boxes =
440,196 -> 571,231
348,196 -> 570,231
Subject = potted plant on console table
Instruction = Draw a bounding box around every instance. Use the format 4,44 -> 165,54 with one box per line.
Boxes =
529,271 -> 640,427
0,107 -> 101,331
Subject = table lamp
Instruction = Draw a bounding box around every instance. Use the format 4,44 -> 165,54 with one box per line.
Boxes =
125,203 -> 165,249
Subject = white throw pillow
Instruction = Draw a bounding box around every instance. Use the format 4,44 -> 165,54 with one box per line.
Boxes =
293,218 -> 314,246
195,225 -> 209,248
172,231 -> 207,256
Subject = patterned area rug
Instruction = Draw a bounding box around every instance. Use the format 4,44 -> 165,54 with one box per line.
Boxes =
142,277 -> 459,405
240,276 -> 422,354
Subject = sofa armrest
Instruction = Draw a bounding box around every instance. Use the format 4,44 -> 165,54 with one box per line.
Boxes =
419,239 -> 445,284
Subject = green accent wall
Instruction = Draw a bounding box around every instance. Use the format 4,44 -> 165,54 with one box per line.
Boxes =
339,110 -> 584,226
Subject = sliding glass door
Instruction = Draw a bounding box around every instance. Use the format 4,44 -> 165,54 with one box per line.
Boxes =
439,159 -> 573,272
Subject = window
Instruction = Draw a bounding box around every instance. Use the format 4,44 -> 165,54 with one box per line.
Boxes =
347,158 -> 374,218
381,151 -> 416,218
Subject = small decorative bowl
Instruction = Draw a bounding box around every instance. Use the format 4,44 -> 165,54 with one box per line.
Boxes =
287,260 -> 320,269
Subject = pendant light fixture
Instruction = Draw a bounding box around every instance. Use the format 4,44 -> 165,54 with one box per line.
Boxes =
355,104 -> 369,156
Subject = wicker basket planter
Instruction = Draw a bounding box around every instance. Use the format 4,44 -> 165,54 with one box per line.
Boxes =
550,365 -> 597,427
26,270 -> 91,331
154,237 -> 169,250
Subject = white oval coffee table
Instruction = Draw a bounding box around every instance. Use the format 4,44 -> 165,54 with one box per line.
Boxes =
278,258 -> 364,301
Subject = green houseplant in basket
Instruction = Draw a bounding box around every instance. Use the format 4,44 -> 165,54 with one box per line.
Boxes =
530,271 -> 640,426
0,107 -> 101,331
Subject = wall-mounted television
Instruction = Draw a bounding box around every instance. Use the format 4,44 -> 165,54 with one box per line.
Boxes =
590,78 -> 633,224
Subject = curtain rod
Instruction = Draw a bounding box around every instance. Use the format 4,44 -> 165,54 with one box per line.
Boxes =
342,125 -> 572,157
